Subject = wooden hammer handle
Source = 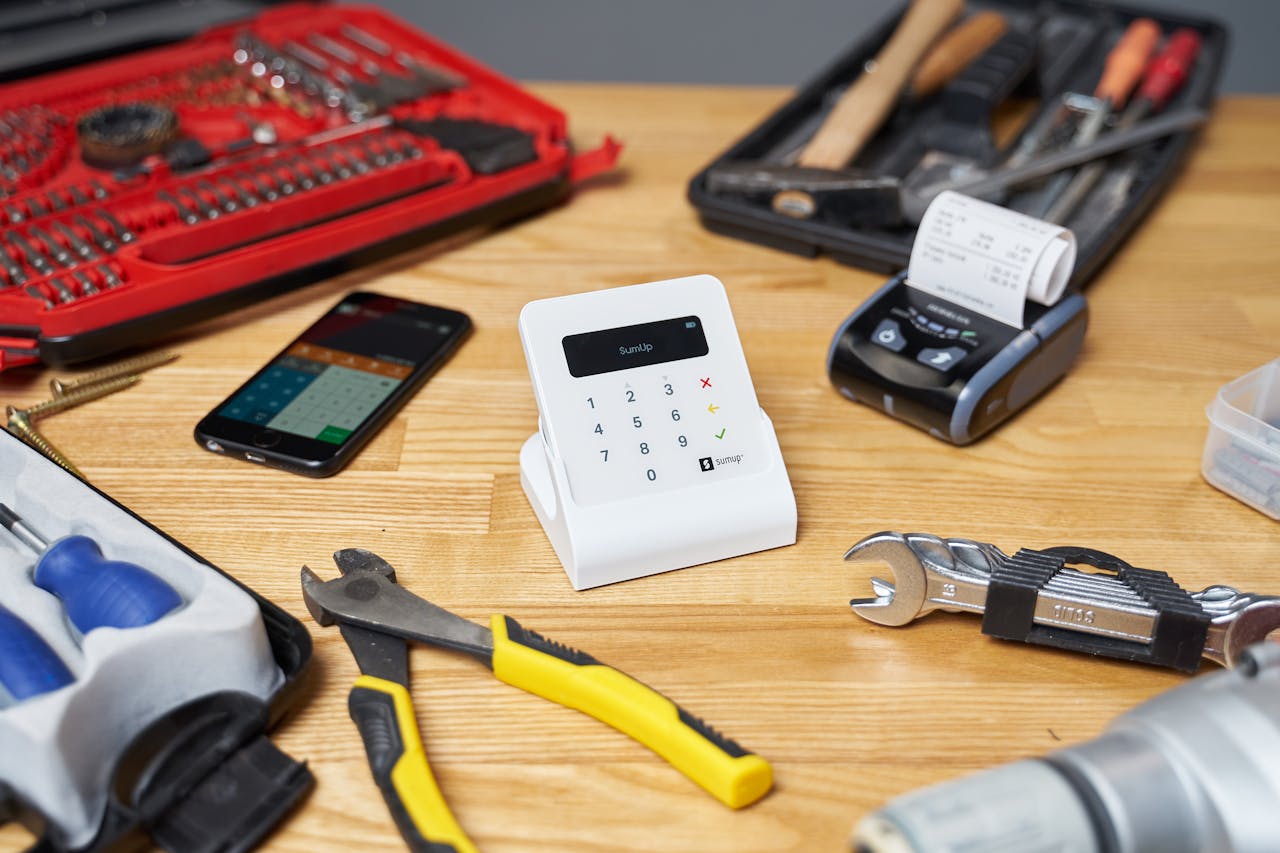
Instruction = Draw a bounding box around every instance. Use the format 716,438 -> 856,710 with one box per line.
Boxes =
909,10 -> 1008,99
797,0 -> 963,169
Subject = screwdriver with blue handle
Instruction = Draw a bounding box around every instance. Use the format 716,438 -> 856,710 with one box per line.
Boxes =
0,504 -> 182,632
302,549 -> 772,853
0,603 -> 74,702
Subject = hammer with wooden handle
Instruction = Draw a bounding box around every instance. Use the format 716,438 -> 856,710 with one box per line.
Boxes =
908,10 -> 1008,100
768,0 -> 963,218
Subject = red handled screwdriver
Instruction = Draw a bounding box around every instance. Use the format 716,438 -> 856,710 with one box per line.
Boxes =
1032,17 -> 1160,220
1045,26 -> 1203,223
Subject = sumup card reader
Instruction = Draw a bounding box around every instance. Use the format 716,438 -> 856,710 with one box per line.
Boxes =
519,274 -> 796,589
828,192 -> 1088,445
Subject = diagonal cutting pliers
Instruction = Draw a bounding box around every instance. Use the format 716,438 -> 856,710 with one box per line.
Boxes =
300,549 -> 772,852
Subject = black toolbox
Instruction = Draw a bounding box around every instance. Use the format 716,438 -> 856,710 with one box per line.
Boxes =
688,0 -> 1226,286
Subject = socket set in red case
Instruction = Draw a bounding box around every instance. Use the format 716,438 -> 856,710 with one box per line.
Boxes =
0,1 -> 620,372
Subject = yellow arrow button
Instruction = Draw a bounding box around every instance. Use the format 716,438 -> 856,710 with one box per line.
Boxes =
707,403 -> 720,414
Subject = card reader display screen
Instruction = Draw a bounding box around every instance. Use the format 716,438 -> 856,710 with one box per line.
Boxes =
562,316 -> 708,377
218,297 -> 453,444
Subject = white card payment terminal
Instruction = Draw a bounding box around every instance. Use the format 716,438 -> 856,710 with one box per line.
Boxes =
519,274 -> 796,589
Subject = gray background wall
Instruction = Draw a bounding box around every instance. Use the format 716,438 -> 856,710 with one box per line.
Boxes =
372,1 -> 1278,93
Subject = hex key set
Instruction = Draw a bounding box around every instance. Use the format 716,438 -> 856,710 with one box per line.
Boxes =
0,2 -> 619,371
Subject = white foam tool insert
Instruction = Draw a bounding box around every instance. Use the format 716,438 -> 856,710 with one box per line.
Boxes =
519,274 -> 797,589
908,191 -> 1077,328
0,433 -> 283,848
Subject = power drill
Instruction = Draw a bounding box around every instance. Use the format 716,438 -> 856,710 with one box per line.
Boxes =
853,641 -> 1280,853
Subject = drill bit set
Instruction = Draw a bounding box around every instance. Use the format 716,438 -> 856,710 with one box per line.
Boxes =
0,428 -> 313,851
1202,358 -> 1280,520
0,3 -> 619,372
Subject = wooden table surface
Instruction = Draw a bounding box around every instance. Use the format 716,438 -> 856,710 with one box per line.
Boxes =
2,85 -> 1278,852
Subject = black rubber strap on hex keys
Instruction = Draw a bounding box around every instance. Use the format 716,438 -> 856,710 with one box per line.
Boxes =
981,546 -> 1210,673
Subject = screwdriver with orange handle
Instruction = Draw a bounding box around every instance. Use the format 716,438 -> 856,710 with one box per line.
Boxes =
1045,24 -> 1202,223
1094,18 -> 1163,113
1031,17 -> 1160,221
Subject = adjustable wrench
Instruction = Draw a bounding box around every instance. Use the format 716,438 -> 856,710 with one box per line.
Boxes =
845,531 -> 1280,672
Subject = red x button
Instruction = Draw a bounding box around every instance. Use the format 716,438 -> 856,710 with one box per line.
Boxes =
700,377 -> 712,389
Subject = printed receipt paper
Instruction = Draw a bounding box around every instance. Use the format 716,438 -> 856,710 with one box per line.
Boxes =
907,191 -> 1077,329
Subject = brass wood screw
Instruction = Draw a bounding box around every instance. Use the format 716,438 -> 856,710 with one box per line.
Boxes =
51,350 -> 177,397
18,374 -> 139,422
5,416 -> 83,478
7,374 -> 141,478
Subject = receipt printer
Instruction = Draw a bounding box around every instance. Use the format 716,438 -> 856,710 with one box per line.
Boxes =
828,192 -> 1089,445
828,272 -> 1087,444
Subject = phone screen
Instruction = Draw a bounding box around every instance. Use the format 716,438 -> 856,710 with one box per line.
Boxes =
196,292 -> 470,475
217,340 -> 411,444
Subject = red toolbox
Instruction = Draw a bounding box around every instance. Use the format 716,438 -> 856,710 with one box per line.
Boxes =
0,1 -> 619,372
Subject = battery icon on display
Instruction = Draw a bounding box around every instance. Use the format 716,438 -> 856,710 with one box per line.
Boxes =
685,321 -> 697,329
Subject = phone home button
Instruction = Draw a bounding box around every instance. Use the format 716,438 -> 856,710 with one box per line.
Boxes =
252,429 -> 282,448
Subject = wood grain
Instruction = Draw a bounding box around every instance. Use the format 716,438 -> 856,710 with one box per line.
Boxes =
1,85 -> 1277,852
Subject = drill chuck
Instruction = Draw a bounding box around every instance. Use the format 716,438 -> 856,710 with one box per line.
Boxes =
853,641 -> 1280,853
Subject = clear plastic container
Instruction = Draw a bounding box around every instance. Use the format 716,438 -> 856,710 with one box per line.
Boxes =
1202,358 -> 1280,520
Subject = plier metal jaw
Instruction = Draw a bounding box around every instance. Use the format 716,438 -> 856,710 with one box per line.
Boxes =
845,531 -> 1280,672
301,549 -> 772,852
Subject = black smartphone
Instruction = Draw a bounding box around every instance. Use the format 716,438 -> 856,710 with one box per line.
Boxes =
194,292 -> 470,477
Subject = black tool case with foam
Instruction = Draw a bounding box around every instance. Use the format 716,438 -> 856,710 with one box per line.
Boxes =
687,0 -> 1226,285
0,0 -> 618,373
0,428 -> 313,852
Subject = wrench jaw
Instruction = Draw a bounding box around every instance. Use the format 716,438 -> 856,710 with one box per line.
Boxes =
845,532 -> 1003,627
845,532 -> 930,627
1216,599 -> 1280,668
1194,586 -> 1280,668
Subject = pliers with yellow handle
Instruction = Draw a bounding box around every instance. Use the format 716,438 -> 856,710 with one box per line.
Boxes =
301,549 -> 772,852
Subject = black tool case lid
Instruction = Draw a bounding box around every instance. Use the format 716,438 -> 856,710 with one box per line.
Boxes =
687,0 -> 1227,288
0,0 -> 288,83
0,434 -> 313,850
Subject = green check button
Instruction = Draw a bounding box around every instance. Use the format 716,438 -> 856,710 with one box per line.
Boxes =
715,428 -> 726,440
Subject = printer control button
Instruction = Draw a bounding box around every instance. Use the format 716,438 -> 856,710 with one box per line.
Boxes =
917,347 -> 967,371
872,319 -> 907,353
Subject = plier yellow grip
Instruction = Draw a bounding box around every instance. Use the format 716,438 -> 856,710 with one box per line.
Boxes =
302,549 -> 772,852
346,647 -> 475,853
